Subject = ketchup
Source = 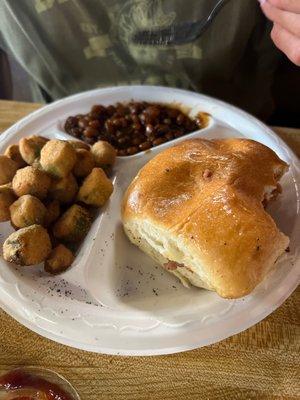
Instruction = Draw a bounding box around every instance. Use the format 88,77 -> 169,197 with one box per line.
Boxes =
0,370 -> 74,400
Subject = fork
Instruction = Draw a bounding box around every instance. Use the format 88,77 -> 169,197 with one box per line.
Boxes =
132,0 -> 230,46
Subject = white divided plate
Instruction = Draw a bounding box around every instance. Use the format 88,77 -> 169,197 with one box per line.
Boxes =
0,86 -> 299,356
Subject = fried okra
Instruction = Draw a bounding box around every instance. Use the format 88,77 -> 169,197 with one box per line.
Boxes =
31,158 -> 42,169
10,195 -> 47,228
49,173 -> 78,203
44,199 -> 61,227
0,155 -> 18,185
73,149 -> 95,178
68,140 -> 90,151
0,184 -> 16,222
19,135 -> 48,165
4,144 -> 27,168
12,166 -> 51,199
91,141 -> 116,168
44,244 -> 74,274
77,168 -> 113,207
40,140 -> 77,178
53,204 -> 91,242
3,224 -> 51,266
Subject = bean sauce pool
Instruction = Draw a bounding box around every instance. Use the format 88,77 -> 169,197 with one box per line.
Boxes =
64,102 -> 206,156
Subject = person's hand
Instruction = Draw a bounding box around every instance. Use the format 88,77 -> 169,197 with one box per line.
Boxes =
259,0 -> 300,65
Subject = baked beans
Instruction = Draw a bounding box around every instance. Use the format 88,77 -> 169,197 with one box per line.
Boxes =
64,102 -> 204,156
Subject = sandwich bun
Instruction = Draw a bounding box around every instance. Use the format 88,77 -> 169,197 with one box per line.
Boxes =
122,138 -> 289,299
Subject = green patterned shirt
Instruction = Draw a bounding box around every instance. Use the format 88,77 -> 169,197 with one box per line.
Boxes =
0,0 -> 280,118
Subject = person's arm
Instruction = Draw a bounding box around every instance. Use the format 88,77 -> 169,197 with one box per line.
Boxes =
259,0 -> 300,66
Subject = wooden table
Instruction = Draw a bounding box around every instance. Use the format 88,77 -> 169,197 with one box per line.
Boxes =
0,100 -> 299,400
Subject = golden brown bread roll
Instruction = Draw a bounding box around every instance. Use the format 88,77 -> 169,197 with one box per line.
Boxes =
122,138 -> 289,299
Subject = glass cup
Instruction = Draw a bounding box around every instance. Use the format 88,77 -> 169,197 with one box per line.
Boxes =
0,366 -> 80,400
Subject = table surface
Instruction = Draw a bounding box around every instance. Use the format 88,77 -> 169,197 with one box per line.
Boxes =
0,100 -> 299,400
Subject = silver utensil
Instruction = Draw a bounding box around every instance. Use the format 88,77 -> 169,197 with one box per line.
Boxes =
132,0 -> 230,46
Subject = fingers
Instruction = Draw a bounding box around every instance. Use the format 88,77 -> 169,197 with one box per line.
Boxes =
271,23 -> 300,65
264,0 -> 300,13
259,0 -> 300,65
260,1 -> 300,37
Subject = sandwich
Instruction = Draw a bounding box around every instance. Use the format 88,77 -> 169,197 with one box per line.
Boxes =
121,138 -> 289,298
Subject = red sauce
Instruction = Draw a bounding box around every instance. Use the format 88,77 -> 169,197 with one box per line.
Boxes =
0,370 -> 74,400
